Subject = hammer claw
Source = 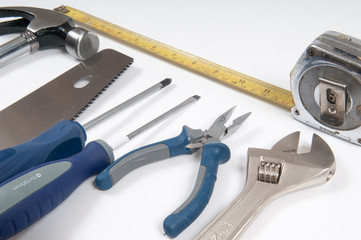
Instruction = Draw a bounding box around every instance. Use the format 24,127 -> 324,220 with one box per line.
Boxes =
0,6 -> 99,66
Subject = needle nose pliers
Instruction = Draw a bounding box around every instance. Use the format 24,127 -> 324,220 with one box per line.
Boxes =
95,106 -> 251,238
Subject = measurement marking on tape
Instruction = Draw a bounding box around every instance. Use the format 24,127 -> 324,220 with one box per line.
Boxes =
55,5 -> 295,109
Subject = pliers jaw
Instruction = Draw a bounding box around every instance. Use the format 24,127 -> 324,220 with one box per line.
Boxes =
94,106 -> 251,238
185,107 -> 251,150
163,108 -> 250,238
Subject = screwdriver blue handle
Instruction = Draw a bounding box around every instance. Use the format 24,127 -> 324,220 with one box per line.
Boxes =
0,140 -> 113,240
163,143 -> 231,238
95,126 -> 192,190
0,119 -> 86,183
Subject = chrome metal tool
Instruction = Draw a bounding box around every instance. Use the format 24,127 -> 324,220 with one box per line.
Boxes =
0,48 -> 133,149
195,132 -> 335,240
291,31 -> 361,146
0,6 -> 99,67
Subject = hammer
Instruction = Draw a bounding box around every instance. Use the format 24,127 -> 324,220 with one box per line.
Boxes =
0,6 -> 99,67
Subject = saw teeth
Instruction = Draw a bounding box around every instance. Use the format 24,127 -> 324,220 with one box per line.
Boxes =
72,61 -> 133,121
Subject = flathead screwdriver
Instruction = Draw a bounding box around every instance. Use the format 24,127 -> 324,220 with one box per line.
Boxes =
0,79 -> 171,183
0,95 -> 200,240
108,95 -> 200,149
82,78 -> 171,130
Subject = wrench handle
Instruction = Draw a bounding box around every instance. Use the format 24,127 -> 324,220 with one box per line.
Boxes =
163,143 -> 231,238
0,31 -> 39,67
194,182 -> 275,240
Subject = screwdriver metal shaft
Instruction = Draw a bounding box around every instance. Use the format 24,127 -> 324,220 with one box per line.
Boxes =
0,79 -> 171,184
109,95 -> 200,149
83,78 -> 171,130
0,94 -> 201,240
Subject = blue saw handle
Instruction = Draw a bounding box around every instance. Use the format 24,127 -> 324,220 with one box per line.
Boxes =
163,142 -> 231,238
95,126 -> 193,190
0,140 -> 113,240
0,119 -> 86,183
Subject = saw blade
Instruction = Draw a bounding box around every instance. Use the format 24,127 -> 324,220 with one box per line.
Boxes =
0,49 -> 133,149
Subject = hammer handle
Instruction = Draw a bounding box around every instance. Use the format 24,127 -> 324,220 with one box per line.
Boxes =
0,31 -> 39,67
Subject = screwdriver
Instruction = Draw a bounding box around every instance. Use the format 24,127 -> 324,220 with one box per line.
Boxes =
0,95 -> 200,240
0,79 -> 171,183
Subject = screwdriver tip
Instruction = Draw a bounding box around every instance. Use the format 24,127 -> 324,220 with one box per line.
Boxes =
160,78 -> 172,88
193,95 -> 201,100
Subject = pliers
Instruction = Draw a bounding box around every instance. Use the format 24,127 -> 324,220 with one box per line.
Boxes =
95,106 -> 251,238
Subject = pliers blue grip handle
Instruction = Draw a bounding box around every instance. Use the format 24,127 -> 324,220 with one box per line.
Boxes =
95,126 -> 192,190
95,126 -> 231,238
163,143 -> 230,238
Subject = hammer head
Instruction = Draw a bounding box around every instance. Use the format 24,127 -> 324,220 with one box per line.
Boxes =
247,132 -> 335,197
0,6 -> 99,60
0,6 -> 73,33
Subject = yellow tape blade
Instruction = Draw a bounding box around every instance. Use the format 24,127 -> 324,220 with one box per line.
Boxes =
55,5 -> 295,109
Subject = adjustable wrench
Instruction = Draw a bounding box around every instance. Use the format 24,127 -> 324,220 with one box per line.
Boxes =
195,132 -> 335,240
0,6 -> 99,67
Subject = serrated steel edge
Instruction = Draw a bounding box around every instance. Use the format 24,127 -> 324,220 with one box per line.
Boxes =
72,61 -> 133,120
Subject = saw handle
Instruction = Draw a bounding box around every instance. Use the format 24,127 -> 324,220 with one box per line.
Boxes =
95,126 -> 192,190
0,119 -> 86,184
0,140 -> 113,240
163,143 -> 231,238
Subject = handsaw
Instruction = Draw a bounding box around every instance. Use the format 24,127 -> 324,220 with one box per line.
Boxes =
0,49 -> 133,149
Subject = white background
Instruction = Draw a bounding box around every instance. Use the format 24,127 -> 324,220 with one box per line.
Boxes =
0,1 -> 360,239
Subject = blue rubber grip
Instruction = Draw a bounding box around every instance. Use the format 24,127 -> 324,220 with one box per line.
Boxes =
95,126 -> 192,190
0,141 -> 112,240
0,119 -> 86,184
163,143 -> 231,238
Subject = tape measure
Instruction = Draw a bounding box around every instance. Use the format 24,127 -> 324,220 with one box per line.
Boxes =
55,5 -> 295,109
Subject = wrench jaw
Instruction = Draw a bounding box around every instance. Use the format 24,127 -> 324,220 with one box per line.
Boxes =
281,133 -> 336,193
271,131 -> 300,153
194,132 -> 336,240
309,134 -> 335,170
246,149 -> 286,200
248,132 -> 336,199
